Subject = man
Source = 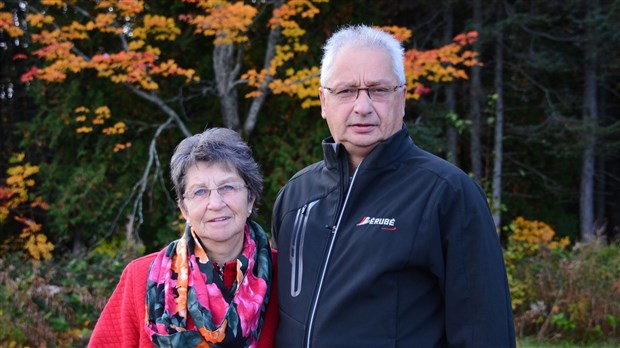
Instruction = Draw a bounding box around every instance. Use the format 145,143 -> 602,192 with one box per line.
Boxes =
272,25 -> 516,347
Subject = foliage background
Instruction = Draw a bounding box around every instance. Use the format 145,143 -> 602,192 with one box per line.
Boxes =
1,0 -> 619,347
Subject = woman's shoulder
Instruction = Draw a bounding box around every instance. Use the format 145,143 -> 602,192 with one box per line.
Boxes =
118,252 -> 158,282
129,252 -> 158,267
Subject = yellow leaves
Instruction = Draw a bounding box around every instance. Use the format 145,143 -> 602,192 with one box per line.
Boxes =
242,0 -> 326,107
91,50 -> 161,89
113,142 -> 132,152
71,105 -> 132,153
0,155 -> 52,260
76,126 -> 94,133
27,13 -> 55,28
151,60 -> 197,82
62,21 -> 90,40
95,106 -> 112,121
507,216 -> 570,256
378,26 -> 412,43
17,216 -> 54,260
102,122 -> 126,135
128,40 -> 145,50
271,2 -> 309,38
92,13 -> 122,34
73,105 -> 113,132
267,67 -> 321,108
6,163 -> 39,190
115,0 -> 145,17
0,10 -> 24,37
272,0 -> 323,31
41,0 -> 64,6
136,15 -> 180,41
10,152 -> 25,163
0,2 -> 24,36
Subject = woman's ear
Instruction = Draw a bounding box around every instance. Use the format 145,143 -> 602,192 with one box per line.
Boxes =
247,196 -> 256,218
178,201 -> 190,221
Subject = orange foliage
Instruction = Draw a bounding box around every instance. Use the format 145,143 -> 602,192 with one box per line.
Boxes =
180,1 -> 257,44
246,24 -> 479,106
10,0 -> 197,92
0,3 -> 24,37
403,30 -> 480,100
6,0 -> 476,115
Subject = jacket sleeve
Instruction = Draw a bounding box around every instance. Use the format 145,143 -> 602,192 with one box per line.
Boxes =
270,186 -> 286,247
438,176 -> 516,347
89,259 -> 146,348
256,250 -> 279,348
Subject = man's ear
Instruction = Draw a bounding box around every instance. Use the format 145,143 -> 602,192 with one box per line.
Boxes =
319,87 -> 328,120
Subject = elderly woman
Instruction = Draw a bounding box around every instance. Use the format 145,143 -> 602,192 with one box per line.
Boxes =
90,128 -> 278,348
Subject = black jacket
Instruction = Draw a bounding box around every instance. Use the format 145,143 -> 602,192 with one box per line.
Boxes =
272,127 -> 516,348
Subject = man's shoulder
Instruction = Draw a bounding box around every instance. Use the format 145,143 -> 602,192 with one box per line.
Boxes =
408,146 -> 467,177
288,160 -> 326,182
405,146 -> 481,191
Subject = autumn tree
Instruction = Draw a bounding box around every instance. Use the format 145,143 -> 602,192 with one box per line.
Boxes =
1,0 -> 479,252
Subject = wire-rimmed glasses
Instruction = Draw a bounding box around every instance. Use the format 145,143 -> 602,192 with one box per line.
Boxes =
183,182 -> 247,202
322,85 -> 405,103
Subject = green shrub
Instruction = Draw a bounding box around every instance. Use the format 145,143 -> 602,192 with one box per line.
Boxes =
506,217 -> 620,344
0,245 -> 138,348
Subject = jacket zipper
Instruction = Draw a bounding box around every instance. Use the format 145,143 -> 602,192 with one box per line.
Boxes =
304,164 -> 360,348
290,199 -> 319,297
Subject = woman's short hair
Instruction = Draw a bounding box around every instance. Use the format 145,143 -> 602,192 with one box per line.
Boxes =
170,128 -> 263,215
320,24 -> 406,87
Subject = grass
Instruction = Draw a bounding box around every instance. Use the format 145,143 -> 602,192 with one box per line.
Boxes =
519,337 -> 619,348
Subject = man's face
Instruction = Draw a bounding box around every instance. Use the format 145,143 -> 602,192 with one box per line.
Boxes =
319,46 -> 406,162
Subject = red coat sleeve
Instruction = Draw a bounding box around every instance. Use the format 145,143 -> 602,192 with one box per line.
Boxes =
89,254 -> 156,348
256,250 -> 279,348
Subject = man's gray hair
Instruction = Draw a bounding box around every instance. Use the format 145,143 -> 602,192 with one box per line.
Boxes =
320,24 -> 406,87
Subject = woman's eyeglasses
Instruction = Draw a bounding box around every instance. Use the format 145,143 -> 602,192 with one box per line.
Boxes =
183,182 -> 247,202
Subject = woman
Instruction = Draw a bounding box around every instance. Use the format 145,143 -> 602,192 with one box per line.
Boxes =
90,128 -> 278,347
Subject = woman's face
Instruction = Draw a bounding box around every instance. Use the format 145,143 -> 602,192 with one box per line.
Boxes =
179,162 -> 254,250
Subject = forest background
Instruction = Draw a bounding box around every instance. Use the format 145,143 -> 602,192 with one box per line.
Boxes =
1,0 -> 619,347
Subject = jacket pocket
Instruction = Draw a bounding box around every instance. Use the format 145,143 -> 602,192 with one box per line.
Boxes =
289,200 -> 319,297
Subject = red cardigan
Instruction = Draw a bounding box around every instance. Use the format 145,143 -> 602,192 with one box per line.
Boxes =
89,251 -> 279,348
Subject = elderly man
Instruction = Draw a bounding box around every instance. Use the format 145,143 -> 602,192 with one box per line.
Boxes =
272,25 -> 516,348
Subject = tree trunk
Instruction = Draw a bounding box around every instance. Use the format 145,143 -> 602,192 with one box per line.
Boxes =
213,43 -> 241,131
492,4 -> 505,233
579,1 -> 600,242
443,2 -> 458,165
580,42 -> 597,242
469,0 -> 483,180
243,0 -> 284,137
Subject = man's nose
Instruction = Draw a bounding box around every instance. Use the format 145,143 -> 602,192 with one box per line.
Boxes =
353,89 -> 373,113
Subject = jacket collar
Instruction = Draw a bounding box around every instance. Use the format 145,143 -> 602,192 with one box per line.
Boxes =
321,125 -> 414,171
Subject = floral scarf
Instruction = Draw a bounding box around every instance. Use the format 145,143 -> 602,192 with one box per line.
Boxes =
145,220 -> 272,347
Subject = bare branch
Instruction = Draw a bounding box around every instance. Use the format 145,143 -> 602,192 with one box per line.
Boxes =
243,0 -> 283,136
99,115 -> 175,245
124,83 -> 192,137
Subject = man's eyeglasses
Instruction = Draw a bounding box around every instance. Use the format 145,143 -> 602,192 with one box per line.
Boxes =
183,182 -> 247,202
322,85 -> 405,103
